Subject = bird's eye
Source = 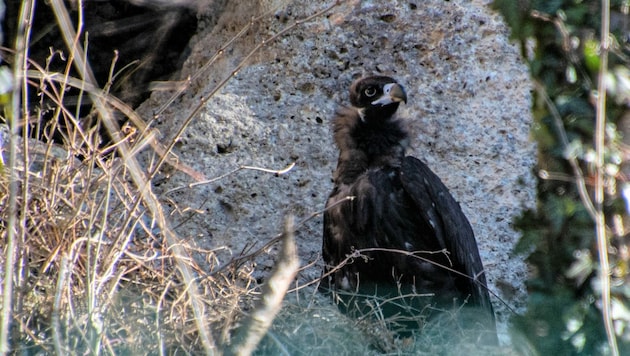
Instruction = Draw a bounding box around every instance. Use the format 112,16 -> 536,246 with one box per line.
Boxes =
364,87 -> 377,97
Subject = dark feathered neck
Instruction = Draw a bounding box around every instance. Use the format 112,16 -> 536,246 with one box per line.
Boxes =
332,106 -> 409,183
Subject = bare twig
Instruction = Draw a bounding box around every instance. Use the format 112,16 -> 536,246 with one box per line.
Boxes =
595,1 -> 618,354
318,246 -> 516,316
210,196 -> 355,276
52,254 -> 71,355
16,2 -> 36,345
530,10 -> 593,89
535,81 -> 600,220
164,162 -> 295,195
0,0 -> 33,352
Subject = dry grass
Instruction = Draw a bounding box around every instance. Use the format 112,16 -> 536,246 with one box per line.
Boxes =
0,79 -> 261,354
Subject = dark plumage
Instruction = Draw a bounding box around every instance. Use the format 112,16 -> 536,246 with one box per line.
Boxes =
321,76 -> 497,342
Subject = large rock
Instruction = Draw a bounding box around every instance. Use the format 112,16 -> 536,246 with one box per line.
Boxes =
137,0 -> 536,342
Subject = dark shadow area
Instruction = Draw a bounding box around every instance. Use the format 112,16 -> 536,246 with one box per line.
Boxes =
3,1 -> 199,142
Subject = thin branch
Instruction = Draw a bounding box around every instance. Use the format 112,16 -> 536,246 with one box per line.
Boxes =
209,195 -> 355,276
595,1 -> 618,354
0,0 -> 33,352
164,162 -> 296,195
530,10 -> 593,89
535,81 -> 599,220
52,255 -> 71,355
320,247 -> 516,315
16,2 -> 36,342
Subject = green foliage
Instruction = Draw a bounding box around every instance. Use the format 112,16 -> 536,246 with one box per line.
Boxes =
493,0 -> 630,354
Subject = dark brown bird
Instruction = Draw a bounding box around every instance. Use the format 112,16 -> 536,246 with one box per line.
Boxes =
321,76 -> 497,342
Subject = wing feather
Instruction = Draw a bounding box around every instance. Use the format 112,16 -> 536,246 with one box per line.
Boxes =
400,156 -> 493,313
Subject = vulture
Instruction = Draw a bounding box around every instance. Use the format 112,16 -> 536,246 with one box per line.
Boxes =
320,76 -> 497,343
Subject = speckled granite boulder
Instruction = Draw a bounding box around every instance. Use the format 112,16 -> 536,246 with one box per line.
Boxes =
137,0 -> 536,341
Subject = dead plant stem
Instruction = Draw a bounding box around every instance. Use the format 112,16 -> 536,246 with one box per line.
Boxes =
0,0 -> 33,353
595,1 -> 618,354
52,255 -> 71,355
16,0 -> 36,348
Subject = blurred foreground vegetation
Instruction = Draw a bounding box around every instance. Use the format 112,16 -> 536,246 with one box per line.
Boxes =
493,0 -> 630,354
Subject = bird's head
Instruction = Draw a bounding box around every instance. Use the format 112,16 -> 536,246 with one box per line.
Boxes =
349,76 -> 407,122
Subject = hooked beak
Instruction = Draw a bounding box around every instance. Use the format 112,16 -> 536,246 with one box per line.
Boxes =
371,83 -> 407,106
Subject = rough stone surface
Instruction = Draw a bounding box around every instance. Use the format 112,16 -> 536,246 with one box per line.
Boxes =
137,0 -> 536,342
